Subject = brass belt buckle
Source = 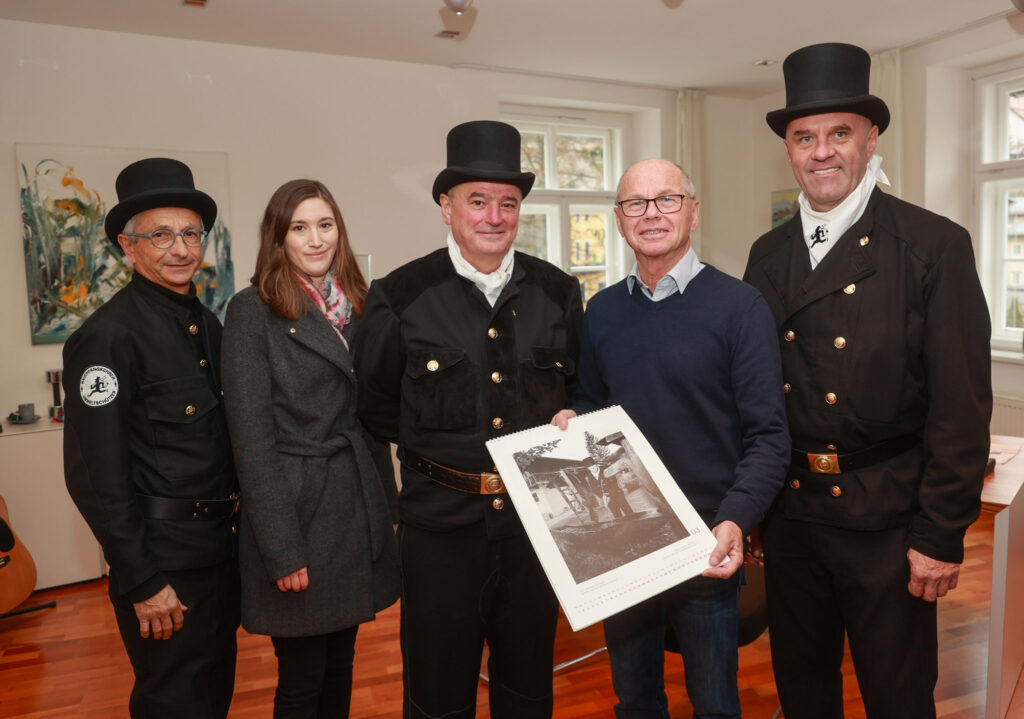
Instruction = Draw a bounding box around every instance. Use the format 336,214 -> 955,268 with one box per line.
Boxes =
480,472 -> 505,494
807,453 -> 841,474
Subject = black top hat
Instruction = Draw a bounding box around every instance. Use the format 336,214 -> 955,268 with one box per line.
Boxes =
104,157 -> 218,254
431,120 -> 535,205
765,43 -> 890,138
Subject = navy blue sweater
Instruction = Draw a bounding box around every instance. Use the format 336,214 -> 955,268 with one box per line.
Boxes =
573,265 -> 790,532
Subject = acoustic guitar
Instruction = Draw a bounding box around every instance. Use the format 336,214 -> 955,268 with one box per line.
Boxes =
0,495 -> 37,615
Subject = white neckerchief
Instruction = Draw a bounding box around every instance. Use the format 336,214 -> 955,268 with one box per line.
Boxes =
446,233 -> 515,307
799,154 -> 890,269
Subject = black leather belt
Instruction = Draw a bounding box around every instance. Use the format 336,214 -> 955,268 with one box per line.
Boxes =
791,436 -> 918,475
137,493 -> 241,521
402,451 -> 506,494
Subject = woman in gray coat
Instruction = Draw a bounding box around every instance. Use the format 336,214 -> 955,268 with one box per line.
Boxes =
222,179 -> 400,718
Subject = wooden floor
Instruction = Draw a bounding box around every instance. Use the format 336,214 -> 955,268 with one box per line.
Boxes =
2,511 -> 1022,718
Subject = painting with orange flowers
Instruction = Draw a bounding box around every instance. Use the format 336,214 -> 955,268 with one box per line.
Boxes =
17,143 -> 234,344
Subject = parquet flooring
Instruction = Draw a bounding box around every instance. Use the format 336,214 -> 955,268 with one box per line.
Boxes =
1,511 -> 1020,718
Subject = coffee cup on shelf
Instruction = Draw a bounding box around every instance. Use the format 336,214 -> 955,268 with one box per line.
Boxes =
17,403 -> 35,421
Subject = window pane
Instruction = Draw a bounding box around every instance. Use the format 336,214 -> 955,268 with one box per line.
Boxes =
1010,90 -> 1024,161
556,133 -> 606,190
569,208 -> 609,268
520,132 -> 546,188
573,270 -> 607,306
517,212 -> 549,261
1006,261 -> 1024,329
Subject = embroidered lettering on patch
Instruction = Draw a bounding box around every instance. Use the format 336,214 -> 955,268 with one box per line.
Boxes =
79,366 -> 119,407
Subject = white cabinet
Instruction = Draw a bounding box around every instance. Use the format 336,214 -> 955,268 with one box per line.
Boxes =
0,421 -> 105,590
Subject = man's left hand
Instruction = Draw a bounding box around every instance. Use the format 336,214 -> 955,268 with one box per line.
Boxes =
907,548 -> 960,601
702,520 -> 744,579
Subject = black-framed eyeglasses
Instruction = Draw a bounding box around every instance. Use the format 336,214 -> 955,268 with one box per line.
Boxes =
123,226 -> 208,249
615,194 -> 690,217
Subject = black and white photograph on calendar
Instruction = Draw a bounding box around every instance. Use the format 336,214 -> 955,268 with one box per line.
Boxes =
486,405 -> 718,631
509,429 -> 689,584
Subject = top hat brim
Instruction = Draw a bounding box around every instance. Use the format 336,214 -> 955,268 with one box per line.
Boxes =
766,94 -> 890,138
432,167 -> 535,205
104,188 -> 218,254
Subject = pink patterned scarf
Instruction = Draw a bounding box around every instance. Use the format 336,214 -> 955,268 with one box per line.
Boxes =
294,269 -> 352,349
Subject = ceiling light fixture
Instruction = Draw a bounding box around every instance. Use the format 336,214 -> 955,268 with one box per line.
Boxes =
443,0 -> 473,15
753,59 -> 778,67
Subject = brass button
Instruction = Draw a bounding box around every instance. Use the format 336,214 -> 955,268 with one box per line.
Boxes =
427,360 -> 439,372
789,479 -> 800,489
843,284 -> 856,295
825,392 -> 837,405
784,330 -> 796,342
199,358 -> 208,367
859,235 -> 870,246
185,404 -> 196,416
485,476 -> 504,493
231,524 -> 238,534
833,336 -> 847,349
491,371 -> 502,384
492,417 -> 504,429
188,324 -> 199,335
830,485 -> 843,497
783,382 -> 791,393
826,444 -> 837,450
492,498 -> 505,510
488,328 -> 498,339
289,327 -> 296,334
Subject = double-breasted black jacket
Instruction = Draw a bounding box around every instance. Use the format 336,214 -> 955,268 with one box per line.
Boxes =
743,188 -> 992,563
354,249 -> 583,539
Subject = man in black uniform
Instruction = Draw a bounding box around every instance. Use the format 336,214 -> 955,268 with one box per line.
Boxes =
354,120 -> 583,719
63,158 -> 240,719
743,44 -> 992,718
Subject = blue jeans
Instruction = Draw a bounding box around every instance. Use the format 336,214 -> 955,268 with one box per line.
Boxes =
603,573 -> 741,719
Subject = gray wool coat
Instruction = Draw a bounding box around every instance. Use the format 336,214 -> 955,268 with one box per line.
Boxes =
221,286 -> 400,637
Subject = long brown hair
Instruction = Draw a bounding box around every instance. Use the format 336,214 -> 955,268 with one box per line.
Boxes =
252,179 -> 367,319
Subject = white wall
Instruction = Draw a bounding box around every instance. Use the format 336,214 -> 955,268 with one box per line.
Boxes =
0,18 -> 676,417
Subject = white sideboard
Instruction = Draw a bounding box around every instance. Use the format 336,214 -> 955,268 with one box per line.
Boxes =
0,420 -> 105,590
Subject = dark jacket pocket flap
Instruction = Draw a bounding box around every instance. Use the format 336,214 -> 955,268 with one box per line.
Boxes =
530,347 -> 575,375
405,348 -> 467,379
142,376 -> 220,424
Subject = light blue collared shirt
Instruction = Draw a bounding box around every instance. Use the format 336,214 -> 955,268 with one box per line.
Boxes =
626,248 -> 704,301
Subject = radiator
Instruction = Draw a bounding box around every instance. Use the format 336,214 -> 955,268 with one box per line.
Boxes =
992,394 -> 1024,436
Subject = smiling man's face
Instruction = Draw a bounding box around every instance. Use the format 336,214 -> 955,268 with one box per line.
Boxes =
615,159 -> 699,270
784,111 -> 878,212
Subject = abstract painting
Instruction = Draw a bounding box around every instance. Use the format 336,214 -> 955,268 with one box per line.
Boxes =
18,144 -> 235,344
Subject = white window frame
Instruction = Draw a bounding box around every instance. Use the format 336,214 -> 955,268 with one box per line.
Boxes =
973,64 -> 1024,349
502,105 -> 632,296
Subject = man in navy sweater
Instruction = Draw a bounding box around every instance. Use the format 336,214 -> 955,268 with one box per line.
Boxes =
553,158 -> 790,718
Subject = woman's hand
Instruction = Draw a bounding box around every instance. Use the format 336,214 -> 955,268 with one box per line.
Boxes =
276,567 -> 310,592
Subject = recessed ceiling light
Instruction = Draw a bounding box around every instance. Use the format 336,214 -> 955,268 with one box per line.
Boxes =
436,30 -> 461,39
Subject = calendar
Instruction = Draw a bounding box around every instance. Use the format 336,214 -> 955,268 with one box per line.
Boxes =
486,405 -> 717,630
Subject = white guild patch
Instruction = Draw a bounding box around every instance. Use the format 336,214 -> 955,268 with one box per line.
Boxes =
79,366 -> 119,407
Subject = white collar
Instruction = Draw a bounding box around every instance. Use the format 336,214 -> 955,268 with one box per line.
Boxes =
446,233 -> 515,307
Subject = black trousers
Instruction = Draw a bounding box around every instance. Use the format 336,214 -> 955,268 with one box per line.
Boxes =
398,522 -> 558,719
109,561 -> 241,719
271,626 -> 359,719
763,514 -> 938,719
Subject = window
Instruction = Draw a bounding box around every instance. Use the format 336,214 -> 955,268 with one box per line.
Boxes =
975,69 -> 1024,346
503,106 -> 630,305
